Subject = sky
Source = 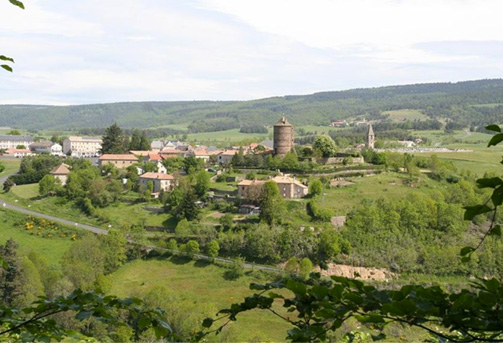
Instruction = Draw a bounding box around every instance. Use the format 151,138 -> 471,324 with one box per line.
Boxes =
1,0 -> 503,105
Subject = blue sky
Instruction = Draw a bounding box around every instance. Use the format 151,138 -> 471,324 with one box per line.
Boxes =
1,0 -> 503,105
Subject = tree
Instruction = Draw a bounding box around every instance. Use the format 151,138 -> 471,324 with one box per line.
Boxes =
184,240 -> 200,259
61,235 -> 105,290
308,179 -> 323,197
259,181 -> 285,225
139,131 -> 150,150
0,289 -> 173,342
313,135 -> 337,158
206,240 -> 220,261
194,170 -> 210,198
0,239 -> 25,306
175,189 -> 201,221
281,152 -> 300,171
128,129 -> 141,151
298,258 -> 313,280
38,174 -> 57,196
175,219 -> 192,238
100,123 -> 126,154
100,230 -> 127,274
7,129 -> 21,135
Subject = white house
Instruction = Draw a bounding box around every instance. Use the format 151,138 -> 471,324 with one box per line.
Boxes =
29,141 -> 64,156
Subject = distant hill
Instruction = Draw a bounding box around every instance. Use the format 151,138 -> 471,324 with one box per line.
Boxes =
1,79 -> 503,132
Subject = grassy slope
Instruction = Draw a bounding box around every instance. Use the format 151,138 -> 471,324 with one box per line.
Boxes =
0,207 -> 73,265
0,158 -> 21,176
108,258 -> 291,342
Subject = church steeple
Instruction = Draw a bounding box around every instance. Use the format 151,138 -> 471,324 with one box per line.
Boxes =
366,124 -> 375,149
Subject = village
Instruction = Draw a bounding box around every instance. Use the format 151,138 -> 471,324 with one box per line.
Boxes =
0,117 -> 373,208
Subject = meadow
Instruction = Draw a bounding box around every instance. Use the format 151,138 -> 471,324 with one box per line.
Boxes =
109,258 -> 290,342
0,207 -> 73,265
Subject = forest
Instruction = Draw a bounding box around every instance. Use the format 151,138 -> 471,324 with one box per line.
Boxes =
1,79 -> 503,131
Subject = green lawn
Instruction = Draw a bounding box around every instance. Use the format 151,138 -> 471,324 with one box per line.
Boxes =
0,158 -> 21,177
108,258 -> 291,342
319,172 -> 441,215
11,183 -> 39,199
0,207 -> 73,265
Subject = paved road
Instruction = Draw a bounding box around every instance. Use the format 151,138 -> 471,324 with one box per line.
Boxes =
0,172 -> 284,274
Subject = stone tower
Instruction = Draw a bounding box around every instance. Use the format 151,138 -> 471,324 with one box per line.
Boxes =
273,117 -> 294,157
366,123 -> 375,149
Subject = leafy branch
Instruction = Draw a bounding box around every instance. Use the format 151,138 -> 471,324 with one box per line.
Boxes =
0,289 -> 174,341
2,0 -> 24,72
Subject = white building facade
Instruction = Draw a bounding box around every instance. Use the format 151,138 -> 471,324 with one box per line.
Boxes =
0,135 -> 34,149
63,136 -> 103,157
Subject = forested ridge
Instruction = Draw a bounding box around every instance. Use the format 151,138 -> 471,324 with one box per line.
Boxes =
2,79 -> 503,131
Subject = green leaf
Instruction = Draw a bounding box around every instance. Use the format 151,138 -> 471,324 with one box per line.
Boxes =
138,316 -> 151,330
1,65 -> 13,72
249,283 -> 266,290
488,133 -> 503,147
492,187 -> 503,206
75,310 -> 94,321
311,285 -> 329,299
286,280 -> 307,296
476,177 -> 503,189
9,0 -> 25,9
202,317 -> 213,328
489,225 -> 502,236
355,314 -> 385,324
463,205 -> 492,220
460,246 -> 475,256
486,125 -> 501,133
0,55 -> 14,62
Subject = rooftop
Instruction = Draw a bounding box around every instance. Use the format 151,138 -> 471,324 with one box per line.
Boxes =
98,154 -> 139,161
0,135 -> 34,142
50,163 -> 71,175
140,172 -> 175,180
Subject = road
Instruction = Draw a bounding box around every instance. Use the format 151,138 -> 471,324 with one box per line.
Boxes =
0,172 -> 284,274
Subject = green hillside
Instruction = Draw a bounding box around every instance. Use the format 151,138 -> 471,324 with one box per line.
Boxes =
2,79 -> 503,131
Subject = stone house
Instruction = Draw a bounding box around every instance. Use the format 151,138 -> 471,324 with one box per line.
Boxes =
50,163 -> 71,185
98,154 -> 139,169
271,175 -> 308,199
139,172 -> 176,195
237,179 -> 265,201
237,175 -> 308,200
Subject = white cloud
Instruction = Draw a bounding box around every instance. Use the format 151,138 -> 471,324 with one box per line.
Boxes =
1,0 -> 503,105
200,0 -> 503,49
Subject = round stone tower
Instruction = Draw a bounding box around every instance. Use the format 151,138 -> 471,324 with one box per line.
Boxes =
273,117 -> 294,157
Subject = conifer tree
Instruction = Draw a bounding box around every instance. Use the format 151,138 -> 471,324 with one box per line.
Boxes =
259,180 -> 285,225
100,123 -> 126,154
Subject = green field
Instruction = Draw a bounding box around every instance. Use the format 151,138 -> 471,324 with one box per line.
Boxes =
186,128 -> 271,145
11,183 -> 39,199
383,109 -> 428,121
0,207 -> 73,265
0,158 -> 21,177
109,258 -> 291,342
